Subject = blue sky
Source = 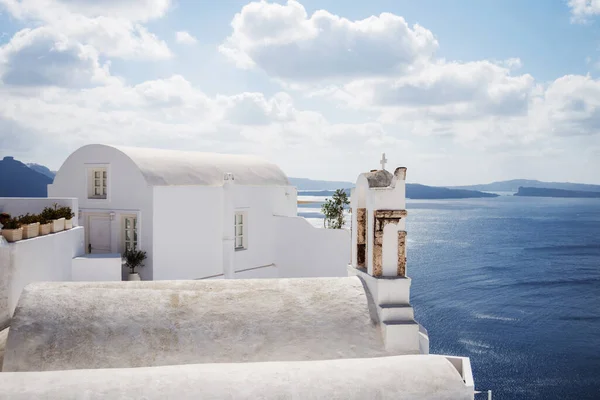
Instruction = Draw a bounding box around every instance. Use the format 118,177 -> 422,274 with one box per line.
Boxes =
1,0 -> 599,185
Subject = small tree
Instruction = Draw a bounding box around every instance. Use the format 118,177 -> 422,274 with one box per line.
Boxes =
123,248 -> 147,274
321,189 -> 350,229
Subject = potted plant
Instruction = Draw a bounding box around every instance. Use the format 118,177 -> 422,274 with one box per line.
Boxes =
18,213 -> 40,239
41,204 -> 65,233
38,215 -> 52,236
58,206 -> 75,229
123,248 -> 147,281
1,217 -> 23,242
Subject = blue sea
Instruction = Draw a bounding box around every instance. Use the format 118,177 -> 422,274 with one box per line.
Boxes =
298,195 -> 600,399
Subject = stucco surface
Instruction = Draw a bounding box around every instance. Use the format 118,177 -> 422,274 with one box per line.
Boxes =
3,277 -> 388,372
0,355 -> 471,400
113,145 -> 290,187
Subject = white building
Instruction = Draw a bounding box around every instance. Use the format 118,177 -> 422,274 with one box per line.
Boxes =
48,144 -> 349,281
1,155 -> 482,398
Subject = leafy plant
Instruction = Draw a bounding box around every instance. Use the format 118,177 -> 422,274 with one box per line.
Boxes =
0,213 -> 11,225
18,213 -> 38,225
40,204 -> 60,221
57,206 -> 74,220
321,189 -> 350,229
123,248 -> 147,274
2,217 -> 21,230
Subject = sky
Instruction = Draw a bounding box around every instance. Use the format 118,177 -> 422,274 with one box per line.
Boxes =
1,0 -> 600,186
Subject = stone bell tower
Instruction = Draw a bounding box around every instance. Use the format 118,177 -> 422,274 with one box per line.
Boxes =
348,154 -> 429,354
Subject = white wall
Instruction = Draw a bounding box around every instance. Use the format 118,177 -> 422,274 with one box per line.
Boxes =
152,186 -> 224,280
0,198 -> 79,225
232,186 -> 279,274
274,216 -> 350,278
48,145 -> 154,280
72,254 -> 122,281
0,227 -> 84,324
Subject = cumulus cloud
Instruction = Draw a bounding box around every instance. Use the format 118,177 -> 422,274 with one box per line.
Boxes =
176,31 -> 198,45
0,0 -> 172,60
340,60 -> 535,119
568,0 -> 600,23
0,27 -> 114,87
541,74 -> 600,136
219,0 -> 438,81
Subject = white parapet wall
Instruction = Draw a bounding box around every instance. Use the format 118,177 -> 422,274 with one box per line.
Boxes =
72,254 -> 123,282
273,216 -> 350,278
0,227 -> 85,328
0,198 -> 79,225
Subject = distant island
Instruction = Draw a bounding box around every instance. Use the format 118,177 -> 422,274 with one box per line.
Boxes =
298,184 -> 498,200
515,187 -> 600,198
448,179 -> 600,193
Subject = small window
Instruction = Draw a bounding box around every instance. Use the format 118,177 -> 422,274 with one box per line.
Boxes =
235,212 -> 246,250
88,168 -> 107,199
123,216 -> 138,252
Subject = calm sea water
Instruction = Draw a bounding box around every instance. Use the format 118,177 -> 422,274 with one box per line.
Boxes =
298,195 -> 600,400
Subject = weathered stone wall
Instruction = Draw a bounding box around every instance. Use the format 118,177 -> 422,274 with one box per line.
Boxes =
372,210 -> 407,277
356,208 -> 366,267
397,230 -> 407,277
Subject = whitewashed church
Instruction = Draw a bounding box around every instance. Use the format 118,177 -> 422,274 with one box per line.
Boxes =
48,144 -> 349,280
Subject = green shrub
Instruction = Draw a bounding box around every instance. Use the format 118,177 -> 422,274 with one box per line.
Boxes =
40,204 -> 60,221
123,249 -> 147,274
2,217 -> 21,230
321,189 -> 350,229
18,213 -> 38,225
57,206 -> 75,219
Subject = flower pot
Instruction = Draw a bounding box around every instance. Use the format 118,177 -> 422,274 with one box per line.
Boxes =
2,228 -> 23,242
128,273 -> 141,281
65,218 -> 73,230
51,218 -> 65,233
40,223 -> 52,236
22,222 -> 40,239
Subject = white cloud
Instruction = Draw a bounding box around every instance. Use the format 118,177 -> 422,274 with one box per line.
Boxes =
540,74 -> 600,136
0,73 -> 400,171
0,0 -> 598,184
568,0 -> 600,23
219,0 -> 438,81
0,27 -> 114,87
0,0 -> 172,60
176,31 -> 198,45
340,60 -> 535,119
219,92 -> 295,125
0,0 -> 172,22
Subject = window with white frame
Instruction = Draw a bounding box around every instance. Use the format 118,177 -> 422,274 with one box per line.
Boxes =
123,216 -> 138,252
235,212 -> 246,250
88,168 -> 107,199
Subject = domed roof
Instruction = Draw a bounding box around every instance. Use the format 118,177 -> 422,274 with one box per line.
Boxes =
109,145 -> 289,187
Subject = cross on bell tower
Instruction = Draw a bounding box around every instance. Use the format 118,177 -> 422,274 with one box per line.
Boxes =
380,153 -> 388,171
